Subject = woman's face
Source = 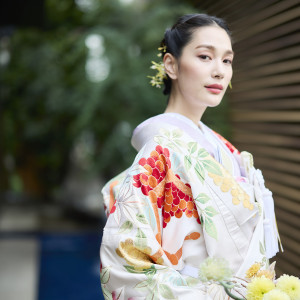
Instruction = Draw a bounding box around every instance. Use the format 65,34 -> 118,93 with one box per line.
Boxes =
168,25 -> 233,110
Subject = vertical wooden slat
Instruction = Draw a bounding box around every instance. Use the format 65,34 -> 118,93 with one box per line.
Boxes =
198,0 -> 300,276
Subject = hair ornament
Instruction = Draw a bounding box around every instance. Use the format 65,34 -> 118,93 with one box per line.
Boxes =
157,45 -> 167,57
148,45 -> 167,88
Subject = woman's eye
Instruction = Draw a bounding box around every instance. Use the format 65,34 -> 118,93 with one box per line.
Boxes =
224,59 -> 232,65
199,55 -> 210,60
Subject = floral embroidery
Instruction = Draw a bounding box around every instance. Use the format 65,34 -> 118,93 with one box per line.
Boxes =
133,145 -> 171,197
163,179 -> 200,227
133,145 -> 201,228
208,171 -> 254,210
100,121 -> 274,298
165,247 -> 182,265
116,234 -> 200,268
164,232 -> 201,265
116,238 -> 154,271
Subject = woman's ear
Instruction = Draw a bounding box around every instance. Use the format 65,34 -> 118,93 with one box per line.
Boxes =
163,53 -> 178,80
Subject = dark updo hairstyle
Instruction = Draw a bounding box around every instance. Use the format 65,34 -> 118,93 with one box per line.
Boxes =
161,13 -> 232,95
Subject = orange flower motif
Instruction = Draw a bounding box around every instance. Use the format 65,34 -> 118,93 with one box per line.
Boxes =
164,232 -> 201,266
133,145 -> 201,229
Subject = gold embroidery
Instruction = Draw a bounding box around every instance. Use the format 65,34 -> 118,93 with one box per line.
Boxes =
208,171 -> 253,211
116,239 -> 153,270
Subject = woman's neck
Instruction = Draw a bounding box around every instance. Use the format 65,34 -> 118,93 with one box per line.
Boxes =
164,95 -> 207,127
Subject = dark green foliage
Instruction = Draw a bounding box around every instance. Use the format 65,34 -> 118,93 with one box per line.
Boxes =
0,0 -> 230,199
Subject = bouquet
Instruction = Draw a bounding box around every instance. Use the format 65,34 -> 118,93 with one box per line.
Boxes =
198,257 -> 300,300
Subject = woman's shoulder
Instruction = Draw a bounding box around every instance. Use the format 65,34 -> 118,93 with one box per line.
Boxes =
131,113 -> 190,152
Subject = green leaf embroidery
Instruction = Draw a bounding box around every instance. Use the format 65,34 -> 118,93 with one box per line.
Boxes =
158,283 -> 176,299
135,279 -> 151,290
118,220 -> 133,234
144,265 -> 157,277
195,193 -> 210,204
188,142 -> 197,154
100,266 -> 110,284
101,285 -> 113,300
219,147 -> 233,174
172,129 -> 183,138
146,291 -> 160,300
136,228 -> 147,238
186,277 -> 200,287
166,142 -> 178,151
136,213 -> 148,224
124,265 -> 148,274
195,162 -> 205,184
184,155 -> 192,171
204,206 -> 219,217
154,136 -> 164,146
259,241 -> 265,255
198,148 -> 209,158
135,228 -> 147,248
202,159 -> 222,176
160,128 -> 170,138
174,139 -> 185,148
204,217 -> 218,240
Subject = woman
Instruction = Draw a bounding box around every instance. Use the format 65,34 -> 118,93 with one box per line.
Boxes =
100,14 -> 281,299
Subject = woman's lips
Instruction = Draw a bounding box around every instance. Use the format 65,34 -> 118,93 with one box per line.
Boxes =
205,84 -> 223,94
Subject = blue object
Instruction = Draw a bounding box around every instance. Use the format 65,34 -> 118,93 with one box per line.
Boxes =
38,232 -> 105,300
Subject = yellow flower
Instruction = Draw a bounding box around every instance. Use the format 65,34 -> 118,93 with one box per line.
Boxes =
246,263 -> 262,279
276,275 -> 300,300
263,289 -> 291,300
246,276 -> 275,300
198,257 -> 232,282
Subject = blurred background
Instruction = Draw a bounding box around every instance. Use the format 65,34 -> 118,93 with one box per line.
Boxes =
0,0 -> 299,299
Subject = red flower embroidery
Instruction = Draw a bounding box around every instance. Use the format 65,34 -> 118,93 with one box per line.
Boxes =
133,145 -> 200,228
133,145 -> 171,201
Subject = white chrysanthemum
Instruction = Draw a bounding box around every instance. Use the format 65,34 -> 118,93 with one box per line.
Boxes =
276,275 -> 300,300
198,257 -> 232,282
263,289 -> 291,300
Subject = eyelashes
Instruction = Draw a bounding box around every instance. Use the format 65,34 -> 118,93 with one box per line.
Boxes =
198,55 -> 210,60
198,55 -> 233,65
223,59 -> 232,65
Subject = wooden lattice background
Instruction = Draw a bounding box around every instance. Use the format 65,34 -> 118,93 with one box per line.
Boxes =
196,0 -> 300,276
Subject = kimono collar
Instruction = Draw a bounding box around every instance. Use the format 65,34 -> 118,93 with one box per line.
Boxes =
131,113 -> 216,158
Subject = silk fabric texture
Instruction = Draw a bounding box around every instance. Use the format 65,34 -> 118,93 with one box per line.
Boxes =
100,113 -> 280,300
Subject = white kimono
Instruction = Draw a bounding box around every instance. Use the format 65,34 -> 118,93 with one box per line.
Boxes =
100,113 -> 281,300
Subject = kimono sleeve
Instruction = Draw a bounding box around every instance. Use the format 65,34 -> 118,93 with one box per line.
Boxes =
100,140 -> 227,300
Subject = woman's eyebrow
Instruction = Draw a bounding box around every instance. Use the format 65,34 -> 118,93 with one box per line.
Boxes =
195,44 -> 234,56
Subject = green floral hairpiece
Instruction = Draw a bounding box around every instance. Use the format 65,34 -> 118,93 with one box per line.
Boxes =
147,45 -> 167,88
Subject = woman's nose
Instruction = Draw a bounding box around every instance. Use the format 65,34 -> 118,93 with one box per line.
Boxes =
212,61 -> 225,79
